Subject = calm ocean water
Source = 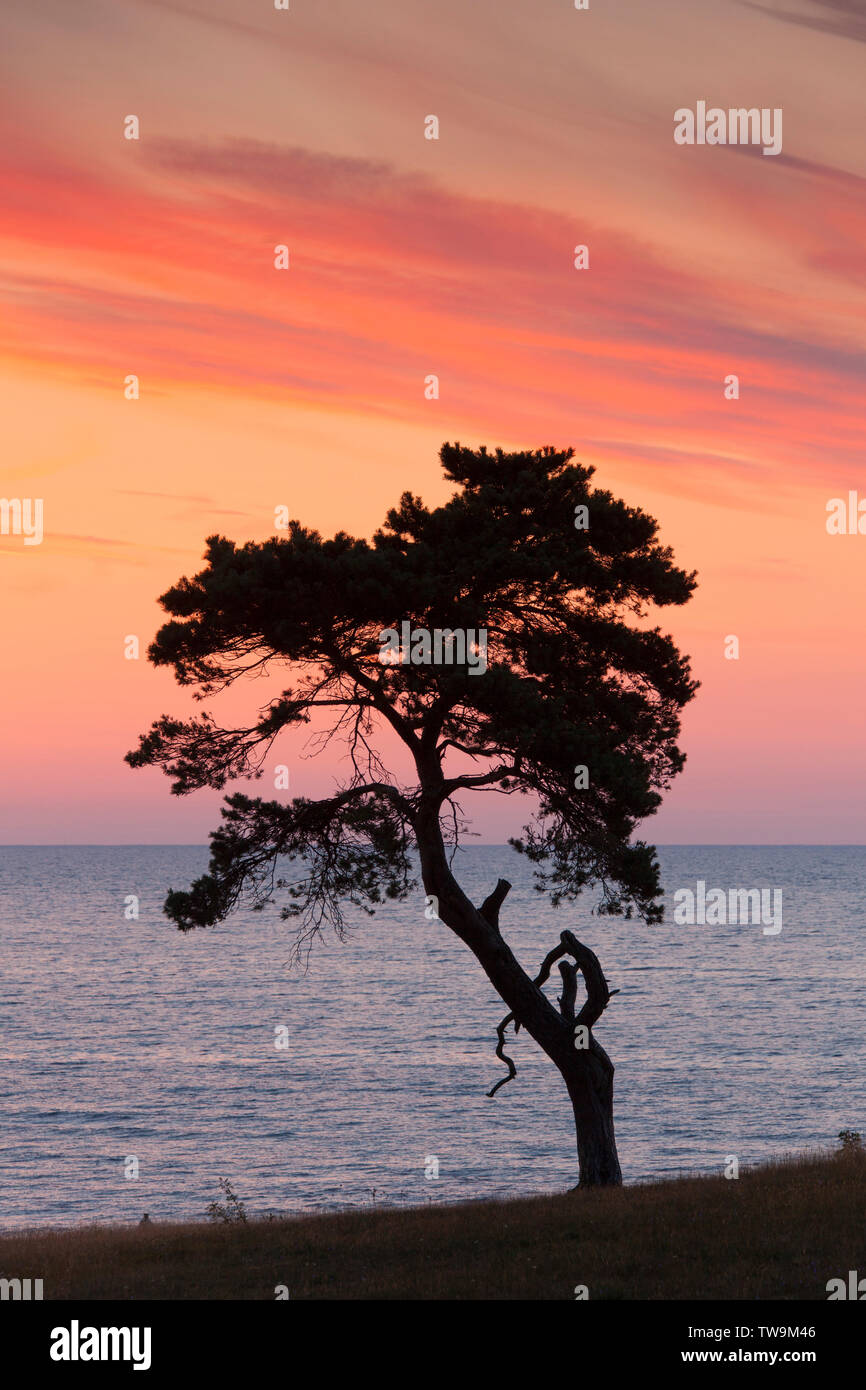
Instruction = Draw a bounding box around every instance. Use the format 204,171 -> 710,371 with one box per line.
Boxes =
0,845 -> 863,1230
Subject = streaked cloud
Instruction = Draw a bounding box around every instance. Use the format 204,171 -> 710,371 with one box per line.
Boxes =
743,0 -> 866,43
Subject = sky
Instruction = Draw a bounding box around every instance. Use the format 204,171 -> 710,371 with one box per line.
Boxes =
1,0 -> 865,843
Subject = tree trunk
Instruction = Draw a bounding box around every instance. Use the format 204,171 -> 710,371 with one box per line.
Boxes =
416,805 -> 622,1187
558,938 -> 622,1187
564,1045 -> 622,1187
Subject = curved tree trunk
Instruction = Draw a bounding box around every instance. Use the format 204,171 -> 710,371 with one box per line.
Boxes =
564,1045 -> 622,1187
557,937 -> 622,1187
416,801 -> 622,1187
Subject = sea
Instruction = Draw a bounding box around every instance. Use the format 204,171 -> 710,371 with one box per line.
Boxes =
0,844 -> 863,1230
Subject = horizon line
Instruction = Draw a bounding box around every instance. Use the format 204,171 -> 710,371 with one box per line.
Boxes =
2,843 -> 865,850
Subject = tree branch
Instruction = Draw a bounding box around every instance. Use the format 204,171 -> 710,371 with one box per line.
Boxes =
478,878 -> 511,930
558,960 -> 578,1021
322,781 -> 415,821
441,766 -> 516,795
487,1014 -> 518,1098
560,929 -> 620,1029
321,639 -> 422,755
487,929 -> 618,1096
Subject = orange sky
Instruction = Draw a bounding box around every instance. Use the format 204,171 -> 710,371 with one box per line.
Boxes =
1,0 -> 865,842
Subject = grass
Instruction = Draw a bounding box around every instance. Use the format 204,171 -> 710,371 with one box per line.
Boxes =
2,1150 -> 865,1300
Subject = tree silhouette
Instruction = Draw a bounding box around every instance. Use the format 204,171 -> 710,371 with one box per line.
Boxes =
127,443 -> 698,1187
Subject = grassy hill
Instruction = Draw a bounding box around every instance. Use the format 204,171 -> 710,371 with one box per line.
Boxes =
2,1150 -> 864,1300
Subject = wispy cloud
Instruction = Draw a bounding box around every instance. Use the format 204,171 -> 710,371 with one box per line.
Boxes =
2,130 -> 865,499
742,0 -> 866,43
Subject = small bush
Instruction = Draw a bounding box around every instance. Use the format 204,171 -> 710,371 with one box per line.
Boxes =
206,1178 -> 248,1223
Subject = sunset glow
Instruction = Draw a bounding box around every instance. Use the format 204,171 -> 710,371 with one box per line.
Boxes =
2,0 -> 865,841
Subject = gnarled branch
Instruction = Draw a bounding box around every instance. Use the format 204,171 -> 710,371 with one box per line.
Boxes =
487,928 -> 619,1096
487,1014 -> 518,1097
560,929 -> 620,1028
